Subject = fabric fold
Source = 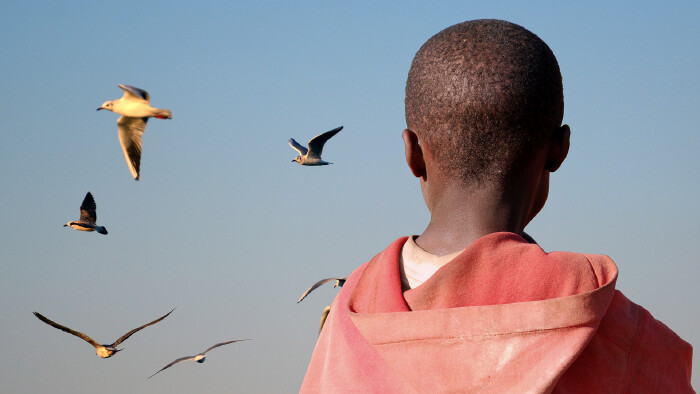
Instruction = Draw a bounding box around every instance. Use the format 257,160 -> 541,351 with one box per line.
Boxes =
301,233 -> 693,393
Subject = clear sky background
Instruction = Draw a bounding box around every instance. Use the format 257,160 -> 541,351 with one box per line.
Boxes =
1,2 -> 698,393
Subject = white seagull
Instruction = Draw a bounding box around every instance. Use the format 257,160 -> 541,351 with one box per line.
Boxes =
297,277 -> 347,303
33,308 -> 175,358
288,126 -> 342,165
64,192 -> 108,234
97,84 -> 172,180
148,339 -> 251,379
298,277 -> 346,334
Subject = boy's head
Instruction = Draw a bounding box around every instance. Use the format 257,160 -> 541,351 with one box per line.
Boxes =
405,19 -> 566,186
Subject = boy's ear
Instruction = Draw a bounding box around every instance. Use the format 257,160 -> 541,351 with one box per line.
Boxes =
546,124 -> 570,172
402,129 -> 427,179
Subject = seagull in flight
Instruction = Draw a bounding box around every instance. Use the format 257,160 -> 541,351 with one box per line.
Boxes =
148,339 -> 251,378
63,192 -> 107,234
297,277 -> 347,303
97,84 -> 172,180
319,306 -> 331,335
288,126 -> 342,166
33,308 -> 175,358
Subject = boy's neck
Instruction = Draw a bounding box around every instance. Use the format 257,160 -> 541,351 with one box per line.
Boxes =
416,181 -> 534,256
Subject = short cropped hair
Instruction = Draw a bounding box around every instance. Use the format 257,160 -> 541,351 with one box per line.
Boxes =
405,19 -> 564,184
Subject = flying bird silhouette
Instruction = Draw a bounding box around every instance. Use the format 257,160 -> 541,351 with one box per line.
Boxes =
63,192 -> 108,234
33,308 -> 174,358
288,126 -> 342,166
148,339 -> 251,378
297,277 -> 347,303
97,84 -> 172,180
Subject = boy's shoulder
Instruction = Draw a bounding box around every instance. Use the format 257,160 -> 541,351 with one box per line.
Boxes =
560,290 -> 694,392
308,237 -> 693,392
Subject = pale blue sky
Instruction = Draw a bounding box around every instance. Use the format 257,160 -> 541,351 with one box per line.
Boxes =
1,2 -> 698,392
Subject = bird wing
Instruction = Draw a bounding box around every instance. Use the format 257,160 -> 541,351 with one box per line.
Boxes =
307,126 -> 342,159
319,306 -> 331,335
202,339 -> 250,354
288,138 -> 308,156
79,192 -> 97,222
112,308 -> 175,347
147,355 -> 195,379
297,277 -> 343,303
33,312 -> 101,349
118,84 -> 150,102
117,116 -> 148,180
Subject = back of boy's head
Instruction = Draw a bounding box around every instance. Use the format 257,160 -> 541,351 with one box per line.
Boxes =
405,19 -> 564,185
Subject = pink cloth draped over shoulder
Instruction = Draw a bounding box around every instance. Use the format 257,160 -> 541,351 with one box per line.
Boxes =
301,232 -> 693,393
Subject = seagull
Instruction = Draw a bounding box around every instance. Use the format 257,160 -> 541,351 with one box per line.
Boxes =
33,308 -> 175,358
148,339 -> 251,379
319,306 -> 331,335
289,126 -> 342,166
97,84 -> 172,180
63,192 -> 108,234
297,277 -> 347,303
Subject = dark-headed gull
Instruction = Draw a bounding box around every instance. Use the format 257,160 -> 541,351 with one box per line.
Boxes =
33,308 -> 174,358
97,84 -> 172,180
289,126 -> 342,166
63,192 -> 107,234
298,277 -> 346,335
148,339 -> 251,379
297,277 -> 347,303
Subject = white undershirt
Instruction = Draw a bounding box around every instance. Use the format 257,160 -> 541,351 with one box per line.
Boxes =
399,236 -> 465,290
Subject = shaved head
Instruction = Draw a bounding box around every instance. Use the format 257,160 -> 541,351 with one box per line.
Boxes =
405,19 -> 564,184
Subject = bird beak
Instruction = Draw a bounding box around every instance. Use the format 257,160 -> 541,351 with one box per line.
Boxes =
63,224 -> 68,227
291,159 -> 295,162
96,107 -> 104,111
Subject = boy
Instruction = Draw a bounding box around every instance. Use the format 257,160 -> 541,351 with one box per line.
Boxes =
301,19 -> 693,392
